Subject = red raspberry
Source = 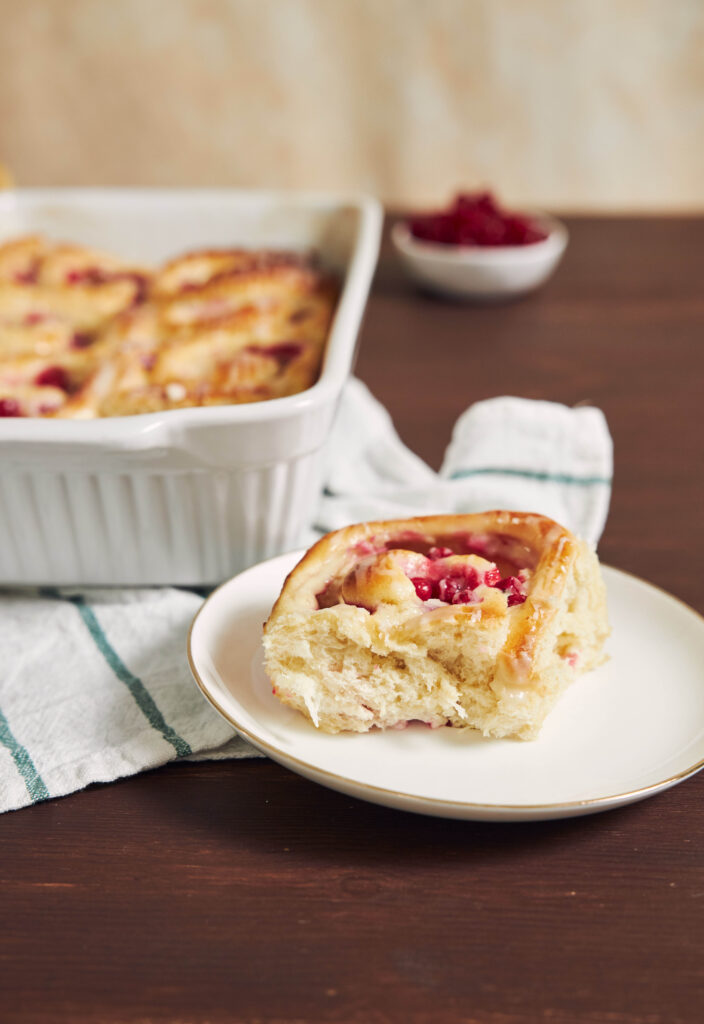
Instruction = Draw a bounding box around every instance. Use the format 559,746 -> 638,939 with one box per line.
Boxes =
437,577 -> 461,603
35,366 -> 70,391
0,398 -> 23,416
484,565 -> 501,587
70,331 -> 94,349
411,578 -> 434,601
409,191 -> 548,247
428,546 -> 453,560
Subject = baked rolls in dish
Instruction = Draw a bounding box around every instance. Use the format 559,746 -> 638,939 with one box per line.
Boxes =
0,235 -> 148,417
263,512 -> 610,740
0,235 -> 338,418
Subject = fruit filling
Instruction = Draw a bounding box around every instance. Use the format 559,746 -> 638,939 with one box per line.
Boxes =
70,331 -> 94,349
0,398 -> 23,417
382,530 -> 534,569
65,266 -> 110,286
314,543 -> 531,612
408,557 -> 529,607
245,341 -> 304,370
34,365 -> 71,392
408,191 -> 548,248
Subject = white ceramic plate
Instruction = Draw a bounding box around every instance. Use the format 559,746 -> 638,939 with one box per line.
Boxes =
188,552 -> 704,821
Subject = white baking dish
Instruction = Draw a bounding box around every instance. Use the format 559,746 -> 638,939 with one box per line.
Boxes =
0,189 -> 382,585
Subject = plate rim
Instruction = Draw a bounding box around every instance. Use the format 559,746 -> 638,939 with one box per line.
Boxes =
187,555 -> 704,817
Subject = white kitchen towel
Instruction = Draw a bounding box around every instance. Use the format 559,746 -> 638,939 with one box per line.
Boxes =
316,379 -> 612,545
0,380 -> 612,813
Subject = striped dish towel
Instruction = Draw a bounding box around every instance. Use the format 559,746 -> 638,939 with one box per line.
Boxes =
0,587 -> 258,813
0,379 -> 612,813
316,380 -> 612,544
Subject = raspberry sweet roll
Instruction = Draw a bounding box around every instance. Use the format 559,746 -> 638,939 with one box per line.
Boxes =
263,512 -> 610,740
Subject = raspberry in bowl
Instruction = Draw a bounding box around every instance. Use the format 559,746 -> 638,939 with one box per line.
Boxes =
392,191 -> 568,301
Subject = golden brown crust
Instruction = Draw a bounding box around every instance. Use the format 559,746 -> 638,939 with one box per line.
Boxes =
153,247 -> 312,297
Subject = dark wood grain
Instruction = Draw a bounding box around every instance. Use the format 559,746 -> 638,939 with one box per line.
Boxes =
2,218 -> 703,1024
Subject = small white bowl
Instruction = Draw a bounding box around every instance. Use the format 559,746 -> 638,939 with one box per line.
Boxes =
392,212 -> 568,301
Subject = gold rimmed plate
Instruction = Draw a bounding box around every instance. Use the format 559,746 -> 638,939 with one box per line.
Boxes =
187,551 -> 704,821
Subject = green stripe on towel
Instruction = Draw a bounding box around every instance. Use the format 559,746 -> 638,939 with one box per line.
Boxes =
0,707 -> 50,803
449,467 -> 612,486
69,597 -> 192,758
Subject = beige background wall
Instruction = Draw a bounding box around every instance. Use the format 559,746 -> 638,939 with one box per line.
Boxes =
1,0 -> 702,211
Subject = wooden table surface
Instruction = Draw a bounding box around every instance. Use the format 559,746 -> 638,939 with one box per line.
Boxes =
3,217 -> 703,1024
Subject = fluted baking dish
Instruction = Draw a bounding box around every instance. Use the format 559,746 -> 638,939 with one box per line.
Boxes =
0,189 -> 382,585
